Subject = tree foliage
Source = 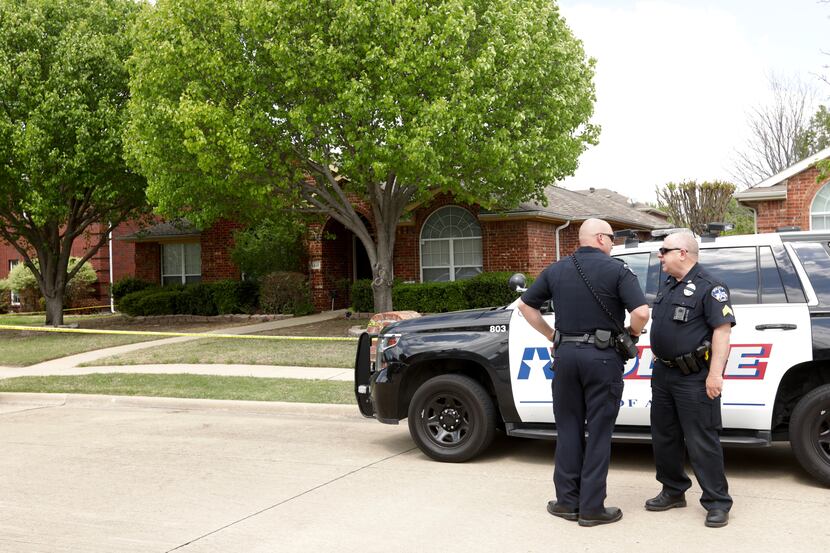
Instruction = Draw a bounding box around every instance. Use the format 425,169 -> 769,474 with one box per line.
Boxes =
656,181 -> 736,235
0,0 -> 147,324
126,0 -> 598,312
4,257 -> 97,309
230,217 -> 307,279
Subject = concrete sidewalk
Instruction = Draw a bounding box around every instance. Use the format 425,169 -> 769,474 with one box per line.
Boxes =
0,309 -> 357,381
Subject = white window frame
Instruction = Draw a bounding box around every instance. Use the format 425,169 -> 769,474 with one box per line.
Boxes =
161,242 -> 202,285
8,260 -> 20,306
810,182 -> 830,230
419,206 -> 483,282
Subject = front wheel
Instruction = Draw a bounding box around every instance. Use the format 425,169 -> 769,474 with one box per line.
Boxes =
789,383 -> 830,486
407,374 -> 497,462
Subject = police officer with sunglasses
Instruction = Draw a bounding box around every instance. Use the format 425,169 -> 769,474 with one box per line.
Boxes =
518,218 -> 649,527
646,231 -> 735,528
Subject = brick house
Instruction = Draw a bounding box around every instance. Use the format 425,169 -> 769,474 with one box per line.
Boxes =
0,186 -> 669,312
306,186 -> 669,310
734,146 -> 830,232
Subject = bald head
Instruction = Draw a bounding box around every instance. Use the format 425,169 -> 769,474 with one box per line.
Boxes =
579,218 -> 613,245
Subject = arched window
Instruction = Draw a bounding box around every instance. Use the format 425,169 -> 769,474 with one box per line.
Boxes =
420,206 -> 483,282
811,182 -> 830,230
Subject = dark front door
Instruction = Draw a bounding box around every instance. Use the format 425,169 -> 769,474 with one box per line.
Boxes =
354,237 -> 373,280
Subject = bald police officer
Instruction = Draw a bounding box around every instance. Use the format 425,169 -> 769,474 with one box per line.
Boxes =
518,218 -> 650,527
646,231 -> 734,528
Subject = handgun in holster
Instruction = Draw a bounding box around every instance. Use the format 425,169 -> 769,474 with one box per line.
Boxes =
673,341 -> 712,376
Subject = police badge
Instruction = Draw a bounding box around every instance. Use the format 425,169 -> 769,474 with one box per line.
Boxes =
711,286 -> 729,302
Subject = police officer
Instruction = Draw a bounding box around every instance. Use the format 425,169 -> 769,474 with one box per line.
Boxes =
646,231 -> 734,528
518,218 -> 649,527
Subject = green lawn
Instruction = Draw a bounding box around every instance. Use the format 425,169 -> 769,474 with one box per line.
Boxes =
79,337 -> 356,367
0,312 -> 118,327
0,373 -> 356,403
0,331 -> 159,366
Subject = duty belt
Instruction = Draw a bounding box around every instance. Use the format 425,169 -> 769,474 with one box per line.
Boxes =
557,332 -> 616,345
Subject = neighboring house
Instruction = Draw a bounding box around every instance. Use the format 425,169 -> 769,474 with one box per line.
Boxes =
0,186 -> 669,312
735,146 -> 830,233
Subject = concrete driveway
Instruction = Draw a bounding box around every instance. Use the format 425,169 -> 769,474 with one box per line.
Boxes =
0,394 -> 827,553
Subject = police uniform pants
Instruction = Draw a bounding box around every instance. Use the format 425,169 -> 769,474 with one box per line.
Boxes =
650,361 -> 732,511
551,343 -> 624,515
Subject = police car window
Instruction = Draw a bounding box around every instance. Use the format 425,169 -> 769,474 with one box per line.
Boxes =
614,253 -> 650,295
791,241 -> 830,307
698,247 -> 758,305
759,246 -> 787,303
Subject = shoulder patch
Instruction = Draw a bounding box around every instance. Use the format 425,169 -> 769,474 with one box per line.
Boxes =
622,263 -> 637,276
711,286 -> 729,303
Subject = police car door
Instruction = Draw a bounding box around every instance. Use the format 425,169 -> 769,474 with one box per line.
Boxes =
695,242 -> 812,432
507,250 -> 656,424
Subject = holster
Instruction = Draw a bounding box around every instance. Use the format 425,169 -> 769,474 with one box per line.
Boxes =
614,331 -> 639,361
673,341 -> 712,375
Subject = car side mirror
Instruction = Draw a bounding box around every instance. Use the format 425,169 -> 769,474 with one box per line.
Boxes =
508,273 -> 527,293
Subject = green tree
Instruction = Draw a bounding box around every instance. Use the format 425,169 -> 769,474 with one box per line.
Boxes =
126,0 -> 598,312
0,0 -> 147,325
231,217 -> 307,279
5,257 -> 97,310
723,198 -> 755,236
656,181 -> 736,235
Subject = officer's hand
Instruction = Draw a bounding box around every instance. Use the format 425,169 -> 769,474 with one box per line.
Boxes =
706,373 -> 723,400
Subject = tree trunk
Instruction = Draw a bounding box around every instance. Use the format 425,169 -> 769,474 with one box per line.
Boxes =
370,245 -> 395,313
44,292 -> 65,327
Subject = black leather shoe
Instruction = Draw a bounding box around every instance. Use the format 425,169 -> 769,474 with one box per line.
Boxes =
546,501 -> 579,521
578,507 -> 622,527
705,509 -> 729,528
645,491 -> 687,511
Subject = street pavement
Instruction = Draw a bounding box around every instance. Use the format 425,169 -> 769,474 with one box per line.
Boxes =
0,394 -> 827,553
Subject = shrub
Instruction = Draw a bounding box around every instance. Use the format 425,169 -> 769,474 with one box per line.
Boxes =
0,279 -> 10,313
176,284 -> 218,316
393,281 -> 467,313
350,279 -> 374,312
210,279 -> 259,315
118,287 -> 162,316
112,277 -> 155,303
464,272 -> 531,308
6,257 -> 97,309
135,290 -> 179,316
259,272 -> 314,315
352,272 -> 532,313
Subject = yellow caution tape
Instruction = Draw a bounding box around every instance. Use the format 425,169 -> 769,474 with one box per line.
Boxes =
0,324 -> 358,342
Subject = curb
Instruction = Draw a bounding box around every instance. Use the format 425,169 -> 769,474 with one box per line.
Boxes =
0,392 -> 365,419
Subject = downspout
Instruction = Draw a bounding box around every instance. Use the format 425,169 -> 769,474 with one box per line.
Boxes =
745,205 -> 758,234
554,220 -> 571,260
108,224 -> 115,313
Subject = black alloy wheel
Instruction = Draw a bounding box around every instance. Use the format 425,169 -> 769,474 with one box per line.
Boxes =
407,374 -> 497,463
790,383 -> 830,486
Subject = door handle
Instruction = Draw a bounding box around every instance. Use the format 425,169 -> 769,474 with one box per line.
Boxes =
755,324 -> 797,331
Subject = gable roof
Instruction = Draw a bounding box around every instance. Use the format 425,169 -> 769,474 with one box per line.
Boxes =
119,219 -> 200,242
479,185 -> 670,230
735,146 -> 830,202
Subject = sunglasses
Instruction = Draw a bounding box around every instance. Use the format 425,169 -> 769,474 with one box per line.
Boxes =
596,233 -> 615,241
658,247 -> 683,255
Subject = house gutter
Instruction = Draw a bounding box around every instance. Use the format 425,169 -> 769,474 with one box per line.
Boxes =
108,224 -> 115,313
555,220 -> 571,260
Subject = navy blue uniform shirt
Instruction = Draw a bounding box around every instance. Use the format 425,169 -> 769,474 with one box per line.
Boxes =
521,246 -> 647,334
650,262 -> 737,360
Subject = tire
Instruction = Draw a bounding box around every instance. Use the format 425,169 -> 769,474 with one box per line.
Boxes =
407,374 -> 497,463
789,383 -> 830,486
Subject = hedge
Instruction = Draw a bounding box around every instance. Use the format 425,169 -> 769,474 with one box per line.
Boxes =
118,280 -> 260,317
350,272 -> 533,313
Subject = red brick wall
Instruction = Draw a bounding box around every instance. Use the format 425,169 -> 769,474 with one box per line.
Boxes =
200,219 -> 242,282
134,242 -> 161,283
754,167 -> 830,232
